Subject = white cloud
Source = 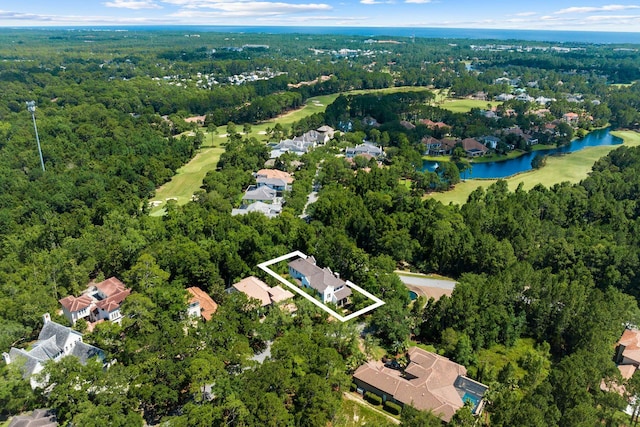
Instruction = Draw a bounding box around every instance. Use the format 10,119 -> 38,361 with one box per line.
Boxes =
104,0 -> 161,9
0,9 -> 164,23
514,12 -> 537,17
256,14 -> 365,22
555,4 -> 640,14
405,0 -> 432,4
171,1 -> 331,17
360,0 -> 396,4
584,13 -> 640,21
0,10 -> 52,21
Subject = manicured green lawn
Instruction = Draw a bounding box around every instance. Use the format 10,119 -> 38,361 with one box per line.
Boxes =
399,178 -> 412,189
439,99 -> 502,113
348,86 -> 432,96
149,140 -> 225,216
335,396 -> 398,427
215,87 -> 432,144
212,93 -> 341,144
149,86 -> 442,214
471,150 -> 525,163
427,131 -> 640,206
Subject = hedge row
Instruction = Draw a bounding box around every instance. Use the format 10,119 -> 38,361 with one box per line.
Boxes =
364,391 -> 382,406
384,401 -> 402,415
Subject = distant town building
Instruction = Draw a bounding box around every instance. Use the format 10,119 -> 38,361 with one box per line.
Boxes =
345,142 -> 383,159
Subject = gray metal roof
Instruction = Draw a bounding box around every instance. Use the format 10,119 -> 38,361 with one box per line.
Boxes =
38,321 -> 81,351
288,258 -> 346,293
243,186 -> 277,201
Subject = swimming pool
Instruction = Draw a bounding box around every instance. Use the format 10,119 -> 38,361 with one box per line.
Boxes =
462,392 -> 481,411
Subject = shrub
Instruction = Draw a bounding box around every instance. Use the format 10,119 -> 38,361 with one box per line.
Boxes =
384,401 -> 402,415
364,391 -> 382,406
350,382 -> 357,392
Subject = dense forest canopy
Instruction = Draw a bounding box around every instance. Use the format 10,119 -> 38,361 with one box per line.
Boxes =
1,28 -> 640,426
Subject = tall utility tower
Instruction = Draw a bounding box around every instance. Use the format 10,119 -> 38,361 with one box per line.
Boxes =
26,101 -> 45,172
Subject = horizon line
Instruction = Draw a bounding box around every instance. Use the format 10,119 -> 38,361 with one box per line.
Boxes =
1,24 -> 639,35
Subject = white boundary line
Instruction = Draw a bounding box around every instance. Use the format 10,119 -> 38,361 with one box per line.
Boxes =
257,251 -> 385,322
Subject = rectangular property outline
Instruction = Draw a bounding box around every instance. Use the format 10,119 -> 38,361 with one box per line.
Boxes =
257,251 -> 385,322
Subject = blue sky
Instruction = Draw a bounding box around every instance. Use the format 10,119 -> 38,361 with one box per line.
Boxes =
1,1 -> 640,31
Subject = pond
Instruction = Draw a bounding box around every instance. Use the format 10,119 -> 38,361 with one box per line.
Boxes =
422,127 -> 622,179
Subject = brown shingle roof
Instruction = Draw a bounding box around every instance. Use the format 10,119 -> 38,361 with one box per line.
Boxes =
461,138 -> 488,153
232,276 -> 294,307
255,169 -> 294,184
186,287 -> 218,321
353,347 -> 486,422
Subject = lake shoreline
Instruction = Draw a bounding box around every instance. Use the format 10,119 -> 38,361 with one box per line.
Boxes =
423,127 -> 622,180
425,130 -> 640,206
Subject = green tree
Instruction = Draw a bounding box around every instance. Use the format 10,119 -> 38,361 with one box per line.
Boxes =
401,405 -> 442,427
0,363 -> 36,418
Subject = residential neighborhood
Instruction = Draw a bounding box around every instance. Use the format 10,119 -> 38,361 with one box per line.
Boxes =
2,24 -> 640,427
232,168 -> 294,218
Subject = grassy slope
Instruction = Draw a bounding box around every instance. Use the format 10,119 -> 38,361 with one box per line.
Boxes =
335,397 -> 398,427
150,87 -> 434,212
149,139 -> 225,216
218,87 -> 432,143
439,99 -> 502,113
428,131 -> 640,206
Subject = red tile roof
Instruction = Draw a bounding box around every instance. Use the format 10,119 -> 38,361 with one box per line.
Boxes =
94,277 -> 131,313
619,328 -> 640,365
95,277 -> 127,297
59,294 -> 93,312
420,119 -> 449,128
186,287 -> 218,321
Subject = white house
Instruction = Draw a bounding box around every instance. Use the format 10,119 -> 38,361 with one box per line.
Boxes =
242,186 -> 278,204
59,277 -> 131,326
288,256 -> 351,306
345,142 -> 383,159
231,201 -> 282,218
3,313 -> 104,389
